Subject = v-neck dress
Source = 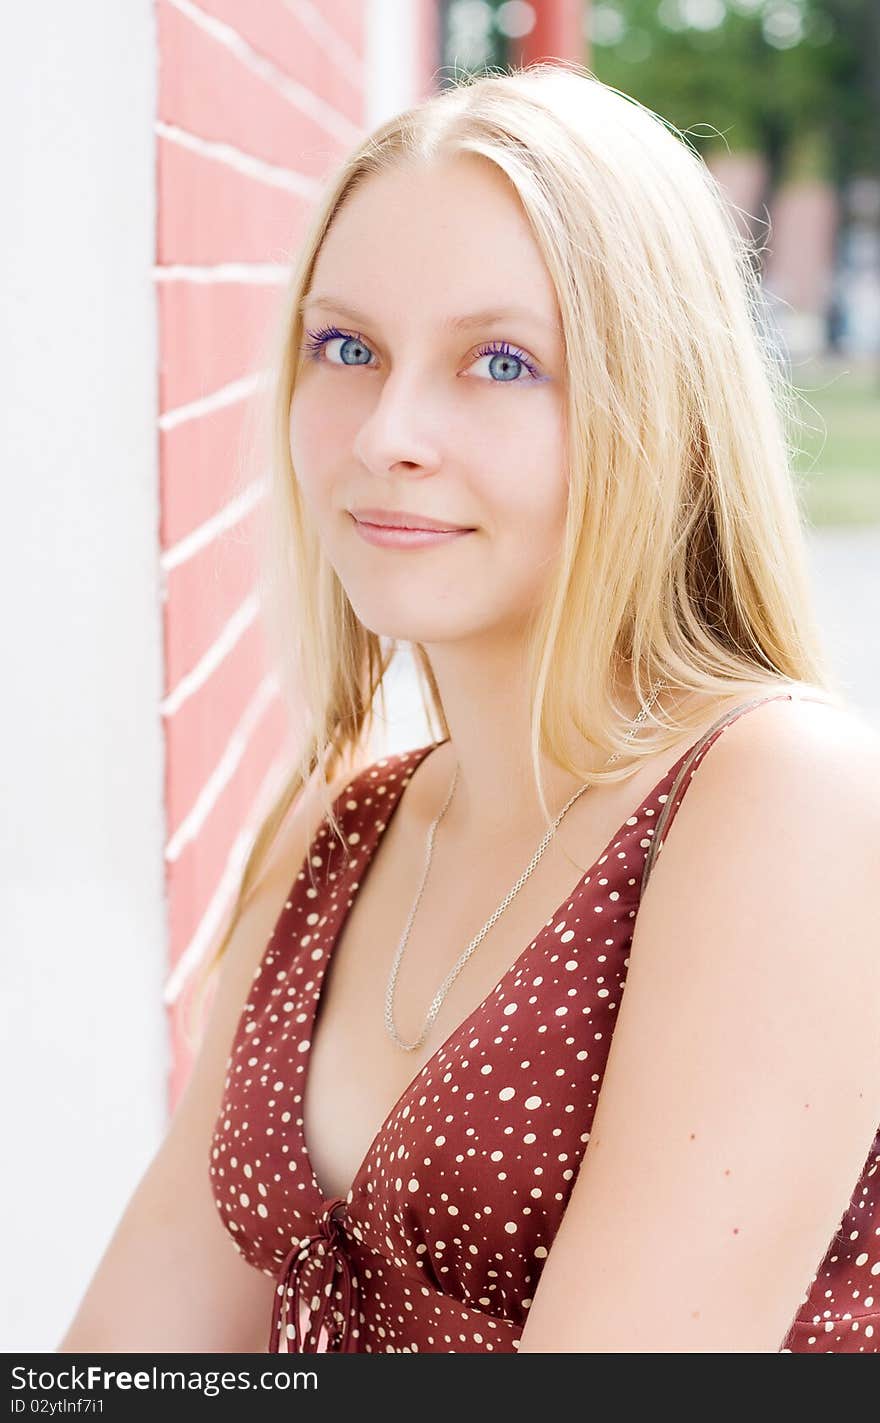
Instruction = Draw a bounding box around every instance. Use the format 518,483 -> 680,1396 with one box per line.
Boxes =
208,692 -> 880,1353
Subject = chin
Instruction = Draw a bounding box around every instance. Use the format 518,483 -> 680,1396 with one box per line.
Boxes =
342,594 -> 488,646
353,613 -> 476,644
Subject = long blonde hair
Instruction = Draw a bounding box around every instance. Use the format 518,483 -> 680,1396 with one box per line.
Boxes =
187,61 -> 839,1034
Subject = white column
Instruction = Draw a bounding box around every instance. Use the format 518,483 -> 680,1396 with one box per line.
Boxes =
365,0 -> 427,128
0,1 -> 166,1350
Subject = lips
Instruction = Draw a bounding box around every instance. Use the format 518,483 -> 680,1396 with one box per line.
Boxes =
351,519 -> 474,550
351,507 -> 474,533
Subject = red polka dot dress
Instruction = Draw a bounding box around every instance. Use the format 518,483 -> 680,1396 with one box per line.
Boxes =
208,693 -> 880,1352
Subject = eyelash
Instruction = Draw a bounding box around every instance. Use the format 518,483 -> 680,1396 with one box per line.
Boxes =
300,325 -> 543,382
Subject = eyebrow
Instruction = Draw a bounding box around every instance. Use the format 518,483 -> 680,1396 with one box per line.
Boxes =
298,294 -> 560,335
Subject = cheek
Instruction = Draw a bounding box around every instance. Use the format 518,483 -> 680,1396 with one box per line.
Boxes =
487,432 -> 567,535
529,411 -> 568,536
288,390 -> 336,503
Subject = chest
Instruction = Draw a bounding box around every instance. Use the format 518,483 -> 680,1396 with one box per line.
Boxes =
301,793 -> 647,1204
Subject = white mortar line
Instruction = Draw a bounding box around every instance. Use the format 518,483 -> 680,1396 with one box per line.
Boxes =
283,0 -> 366,85
155,119 -> 322,197
160,593 -> 263,718
160,479 -> 267,574
157,370 -> 269,432
153,261 -> 289,284
165,672 -> 281,863
162,747 -> 294,1005
167,0 -> 363,139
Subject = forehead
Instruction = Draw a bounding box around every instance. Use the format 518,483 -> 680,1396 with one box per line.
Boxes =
307,154 -> 561,329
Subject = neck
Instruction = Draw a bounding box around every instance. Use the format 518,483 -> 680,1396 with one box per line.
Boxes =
410,647 -> 675,844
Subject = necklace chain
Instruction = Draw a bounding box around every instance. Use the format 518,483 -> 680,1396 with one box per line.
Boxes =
383,680 -> 668,1052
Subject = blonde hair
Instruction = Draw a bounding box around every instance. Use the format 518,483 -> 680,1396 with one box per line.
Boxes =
186,61 -> 840,1038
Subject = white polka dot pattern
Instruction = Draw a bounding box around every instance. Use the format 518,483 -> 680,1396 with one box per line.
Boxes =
208,697 -> 880,1353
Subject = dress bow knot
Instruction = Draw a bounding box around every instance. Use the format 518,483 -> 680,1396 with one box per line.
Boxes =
268,1196 -> 358,1353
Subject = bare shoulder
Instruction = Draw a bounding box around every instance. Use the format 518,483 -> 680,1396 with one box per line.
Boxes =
517,687 -> 880,1352
639,688 -> 880,921
684,687 -> 880,836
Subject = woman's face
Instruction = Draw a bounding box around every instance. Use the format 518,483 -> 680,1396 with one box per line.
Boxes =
289,153 -> 568,646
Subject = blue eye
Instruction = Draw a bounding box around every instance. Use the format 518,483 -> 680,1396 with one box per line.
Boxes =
470,339 -> 541,382
301,325 -> 374,367
300,326 -> 543,382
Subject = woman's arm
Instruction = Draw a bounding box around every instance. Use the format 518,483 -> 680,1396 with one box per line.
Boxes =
56,766 -> 356,1353
517,697 -> 880,1353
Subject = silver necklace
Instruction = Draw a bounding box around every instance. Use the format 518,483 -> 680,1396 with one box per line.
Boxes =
383,679 -> 668,1051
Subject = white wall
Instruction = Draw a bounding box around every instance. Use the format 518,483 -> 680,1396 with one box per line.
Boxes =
0,3 -> 165,1350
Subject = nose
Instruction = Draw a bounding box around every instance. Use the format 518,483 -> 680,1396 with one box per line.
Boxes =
351,371 -> 444,480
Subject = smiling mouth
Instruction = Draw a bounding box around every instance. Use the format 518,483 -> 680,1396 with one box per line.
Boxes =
350,517 -> 476,548
358,520 -> 473,533
350,509 -> 476,534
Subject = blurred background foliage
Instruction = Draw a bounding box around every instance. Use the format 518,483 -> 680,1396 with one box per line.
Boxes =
587,1 -> 877,187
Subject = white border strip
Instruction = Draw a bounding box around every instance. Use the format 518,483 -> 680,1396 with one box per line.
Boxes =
165,672 -> 281,863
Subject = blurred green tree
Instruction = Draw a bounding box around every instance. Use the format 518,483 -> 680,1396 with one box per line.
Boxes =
588,0 -> 876,188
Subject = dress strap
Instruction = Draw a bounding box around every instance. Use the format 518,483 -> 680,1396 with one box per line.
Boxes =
639,691 -> 827,896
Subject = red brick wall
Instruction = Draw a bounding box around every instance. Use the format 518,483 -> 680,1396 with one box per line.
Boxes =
154,0 -> 370,1111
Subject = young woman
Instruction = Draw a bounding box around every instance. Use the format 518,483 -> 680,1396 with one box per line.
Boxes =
59,64 -> 880,1355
